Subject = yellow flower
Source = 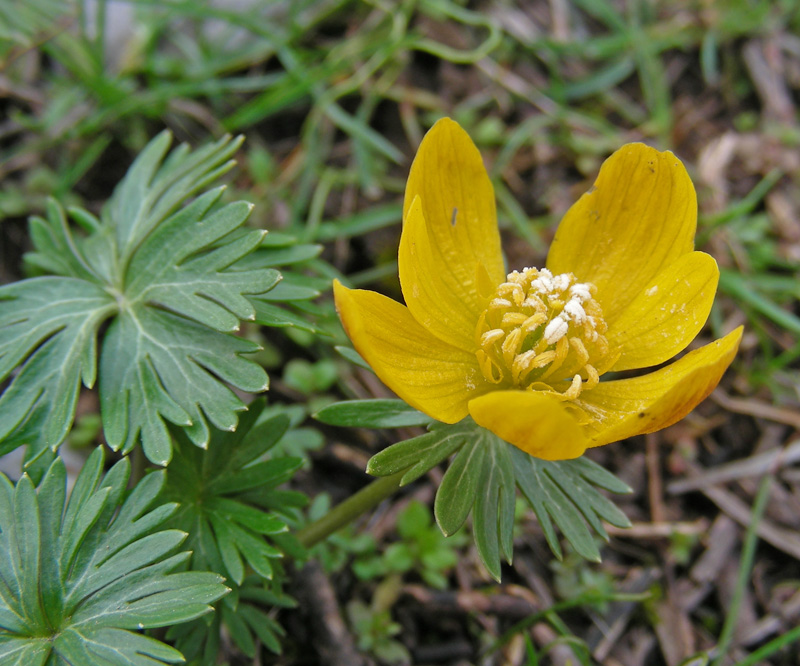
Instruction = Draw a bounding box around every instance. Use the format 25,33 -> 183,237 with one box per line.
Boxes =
334,119 -> 742,461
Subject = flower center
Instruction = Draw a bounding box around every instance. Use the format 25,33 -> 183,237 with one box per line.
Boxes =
474,267 -> 616,400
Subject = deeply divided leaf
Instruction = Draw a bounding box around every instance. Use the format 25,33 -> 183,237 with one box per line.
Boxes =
365,418 -> 632,580
0,452 -> 228,666
163,401 -> 304,658
0,132 -> 309,463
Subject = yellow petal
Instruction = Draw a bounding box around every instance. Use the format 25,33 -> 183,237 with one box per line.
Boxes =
469,391 -> 589,461
547,143 -> 697,322
607,251 -> 719,371
399,196 -> 481,351
334,280 -> 487,423
403,118 -> 506,308
579,327 -> 742,447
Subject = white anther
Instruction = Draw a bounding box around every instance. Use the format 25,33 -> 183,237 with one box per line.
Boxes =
569,283 -> 592,301
544,316 -> 569,344
532,275 -> 554,293
563,299 -> 586,323
552,274 -> 571,292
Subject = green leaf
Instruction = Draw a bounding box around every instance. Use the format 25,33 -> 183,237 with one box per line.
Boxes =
367,417 -> 631,579
366,421 -> 470,485
435,437 -> 487,537
108,132 -> 241,264
124,189 -> 279,332
207,497 -> 287,535
315,399 -> 433,428
25,200 -> 103,281
396,499 -> 432,537
100,307 -> 268,465
335,345 -> 371,370
473,437 -> 516,582
0,132 -> 285,462
0,277 -> 116,455
240,602 -> 285,654
252,300 -> 319,331
512,447 -> 632,562
221,601 -> 255,657
240,239 -> 323,334
315,203 -> 402,242
163,400 -> 305,655
170,577 -> 290,661
235,242 -> 323,269
262,279 -> 319,301
0,451 -> 228,666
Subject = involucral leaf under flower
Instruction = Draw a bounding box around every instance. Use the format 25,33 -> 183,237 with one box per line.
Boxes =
335,118 -> 741,460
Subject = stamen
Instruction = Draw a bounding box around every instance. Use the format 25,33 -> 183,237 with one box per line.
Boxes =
502,328 -> 524,366
544,317 -> 568,344
511,350 -> 538,382
502,312 -> 528,327
569,337 -> 589,364
585,364 -> 599,389
481,329 -> 505,347
476,350 -> 503,384
563,374 -> 583,400
474,266 -> 615,399
522,313 -> 547,331
490,298 -> 512,310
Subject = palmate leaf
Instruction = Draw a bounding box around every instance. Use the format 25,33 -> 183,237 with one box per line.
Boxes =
0,132 -> 288,464
349,401 -> 632,582
0,447 -> 228,666
162,399 -> 306,661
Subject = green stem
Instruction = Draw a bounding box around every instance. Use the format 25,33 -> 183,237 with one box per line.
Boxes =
297,471 -> 405,548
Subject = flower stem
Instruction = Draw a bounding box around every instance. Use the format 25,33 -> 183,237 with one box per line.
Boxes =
296,471 -> 406,549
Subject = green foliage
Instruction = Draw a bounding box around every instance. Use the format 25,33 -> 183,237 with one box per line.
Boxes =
551,548 -> 616,614
0,447 -> 228,666
168,576 -> 297,664
316,398 -> 433,429
0,133 -> 282,464
304,493 -> 376,574
162,398 -> 307,659
164,398 -> 304,585
283,358 -> 339,396
0,0 -> 76,65
244,231 -> 325,333
346,577 -> 411,666
331,400 -> 632,582
511,448 -> 632,563
352,500 -> 467,590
